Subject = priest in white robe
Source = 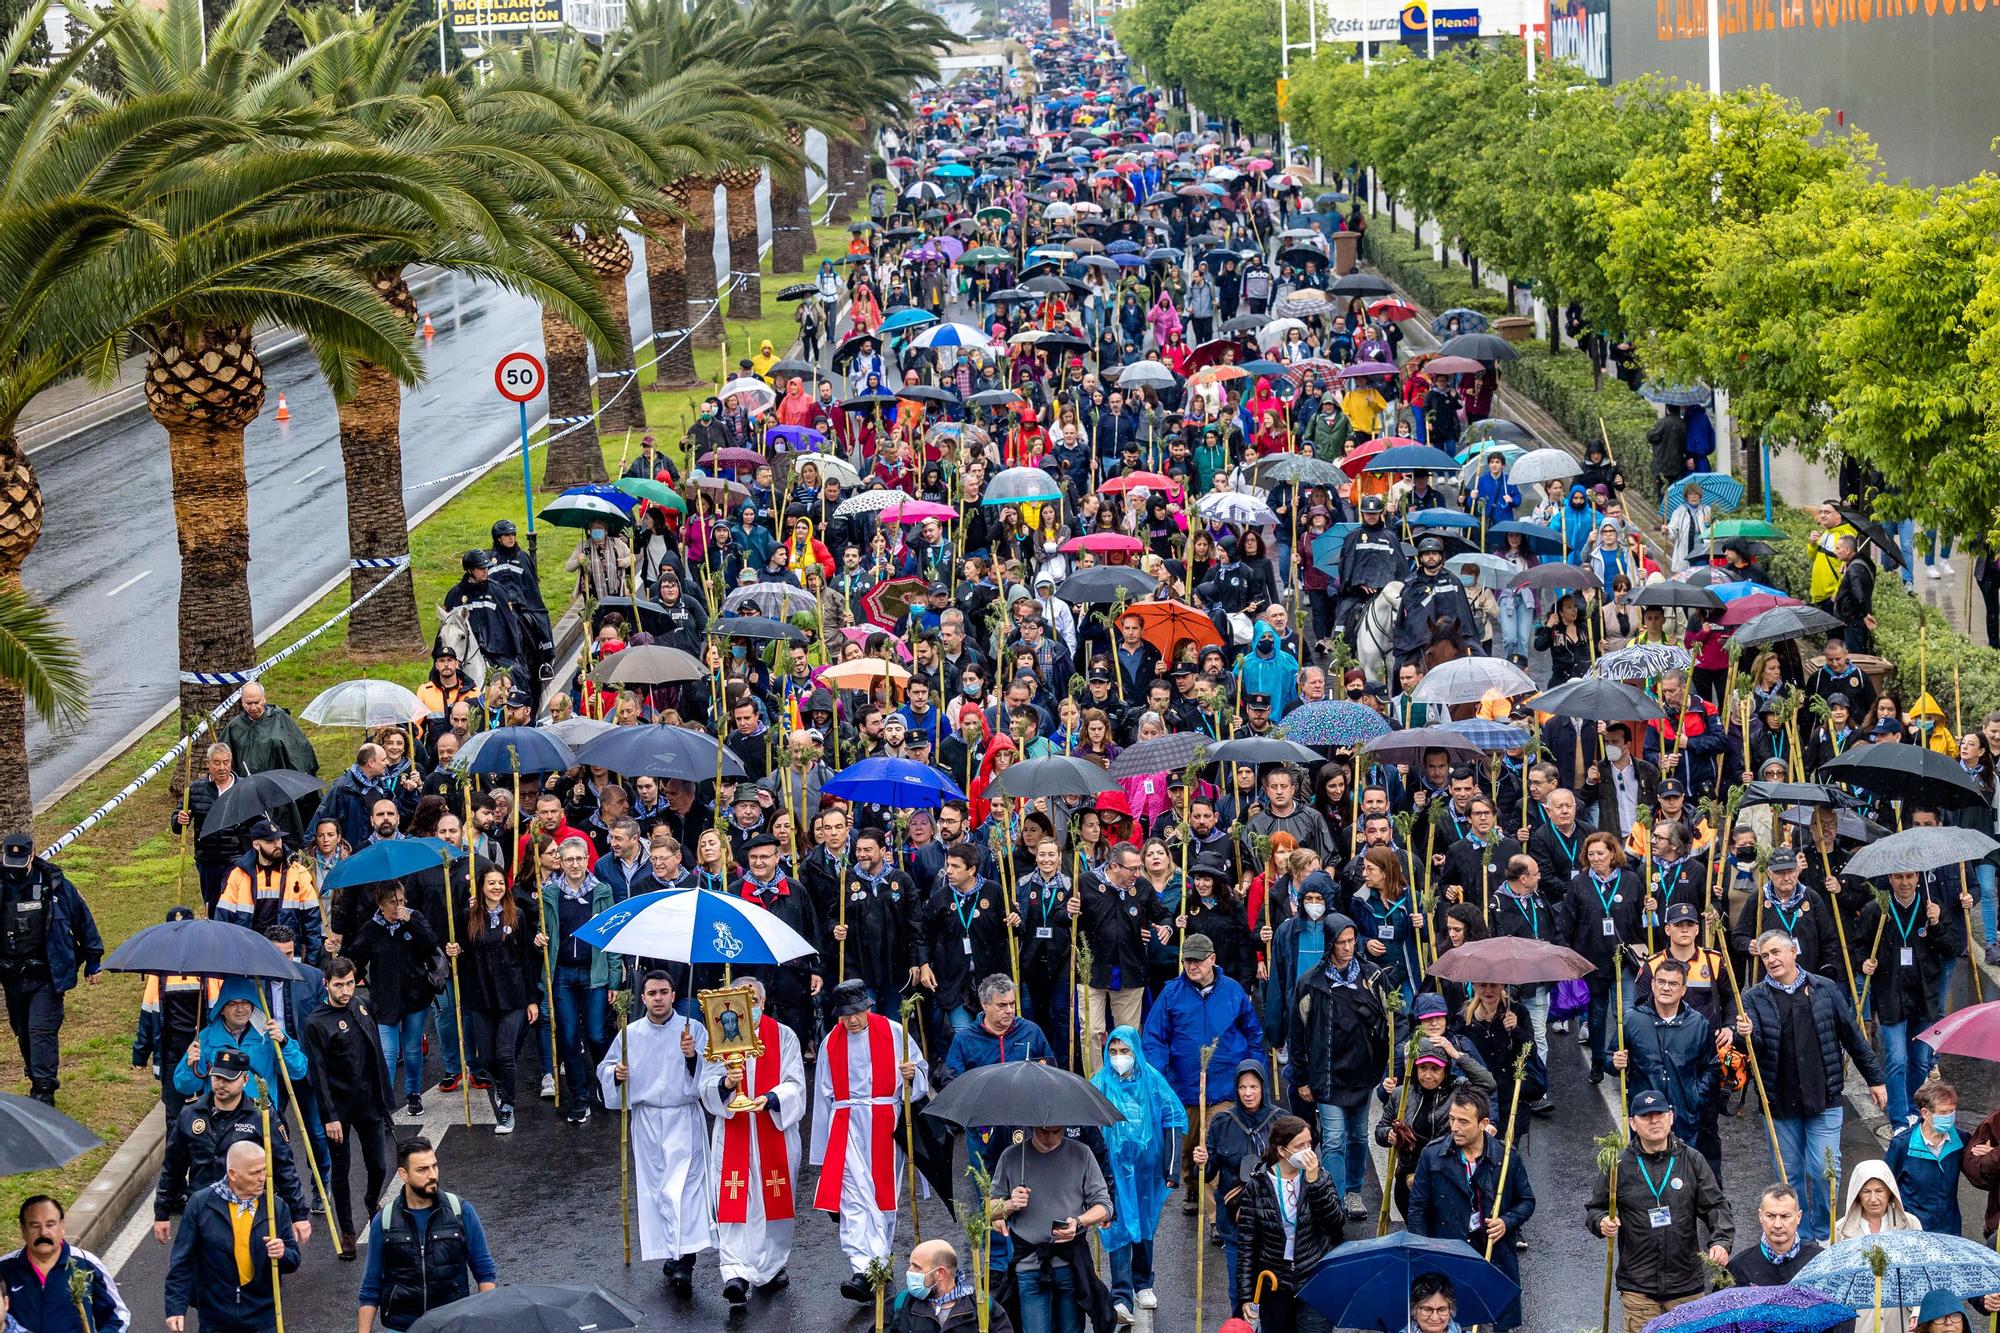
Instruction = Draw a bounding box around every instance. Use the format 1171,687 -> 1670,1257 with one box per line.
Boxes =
697,976 -> 806,1306
810,978 -> 930,1302
598,969 -> 712,1291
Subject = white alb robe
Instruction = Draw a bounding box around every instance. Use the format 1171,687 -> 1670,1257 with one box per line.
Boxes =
697,1018 -> 805,1286
597,1011 -> 712,1262
808,1015 -> 930,1273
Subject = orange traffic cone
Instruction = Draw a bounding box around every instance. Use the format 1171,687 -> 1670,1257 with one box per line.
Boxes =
274,393 -> 290,421
421,313 -> 434,339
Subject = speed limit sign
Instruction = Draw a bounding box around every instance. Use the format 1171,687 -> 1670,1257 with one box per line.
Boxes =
494,351 -> 546,403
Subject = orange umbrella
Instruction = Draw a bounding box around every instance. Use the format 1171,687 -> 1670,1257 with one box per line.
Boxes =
1189,365 -> 1249,388
1125,600 -> 1223,657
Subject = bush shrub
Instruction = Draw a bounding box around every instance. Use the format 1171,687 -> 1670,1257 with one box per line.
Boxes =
1498,343 -> 1661,504
1365,226 -> 1507,320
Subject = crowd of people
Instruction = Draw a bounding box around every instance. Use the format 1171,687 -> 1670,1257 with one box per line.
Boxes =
12,16 -> 2000,1333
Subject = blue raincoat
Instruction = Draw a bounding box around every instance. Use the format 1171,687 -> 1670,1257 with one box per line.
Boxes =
1233,622 -> 1300,719
1551,484 -> 1595,565
170,976 -> 308,1103
1089,1025 -> 1189,1250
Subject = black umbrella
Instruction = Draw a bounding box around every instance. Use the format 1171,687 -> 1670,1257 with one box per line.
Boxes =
1278,245 -> 1329,267
1739,780 -> 1853,809
1438,332 -> 1519,363
1528,678 -> 1668,723
1360,727 -> 1483,767
1022,273 -> 1069,295
924,1060 -> 1125,1129
1781,805 -> 1888,844
0,1092 -> 99,1176
987,754 -> 1123,800
105,917 -> 302,982
1510,565 -> 1602,594
710,615 -> 810,643
1732,604 -> 1844,648
1038,332 -> 1092,356
1108,732 -> 1206,778
1220,314 -> 1264,334
1331,272 -> 1395,297
1057,567 -> 1157,604
405,1285 -> 645,1333
1206,736 -> 1323,767
969,388 -> 1024,408
897,384 -> 960,406
200,769 -> 325,836
768,358 -> 820,379
1833,501 -> 1907,573
1632,583 -> 1725,612
776,282 -> 815,301
1818,745 -> 1987,808
573,726 -> 747,780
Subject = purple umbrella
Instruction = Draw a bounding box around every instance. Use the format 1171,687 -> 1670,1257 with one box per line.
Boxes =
1639,1283 -> 1856,1333
1339,361 -> 1399,378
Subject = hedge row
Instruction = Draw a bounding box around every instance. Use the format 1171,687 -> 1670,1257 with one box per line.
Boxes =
1497,343 -> 1663,505
1365,224 -> 1508,321
1765,510 -> 2000,725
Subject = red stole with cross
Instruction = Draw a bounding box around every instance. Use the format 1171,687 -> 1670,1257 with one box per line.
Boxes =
812,1014 -> 898,1214
717,1016 -> 793,1223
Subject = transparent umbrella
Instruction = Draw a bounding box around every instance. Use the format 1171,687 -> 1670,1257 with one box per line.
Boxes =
300,679 -> 423,729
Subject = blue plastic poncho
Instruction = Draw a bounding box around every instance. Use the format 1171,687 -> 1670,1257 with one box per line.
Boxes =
1089,1025 -> 1189,1250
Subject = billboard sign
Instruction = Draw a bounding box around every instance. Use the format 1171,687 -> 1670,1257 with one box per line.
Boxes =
444,0 -> 562,32
1547,0 -> 1611,82
1399,3 -> 1483,45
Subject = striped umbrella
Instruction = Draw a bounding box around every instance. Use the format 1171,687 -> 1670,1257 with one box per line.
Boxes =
910,322 -> 992,349
1591,644 -> 1693,680
1666,472 -> 1745,516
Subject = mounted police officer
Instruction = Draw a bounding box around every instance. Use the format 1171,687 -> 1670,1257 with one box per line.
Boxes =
1391,536 -> 1477,675
487,518 -> 555,699
441,549 -> 528,688
1334,494 -> 1407,646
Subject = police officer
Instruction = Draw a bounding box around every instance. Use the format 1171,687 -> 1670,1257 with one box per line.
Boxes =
1334,494 -> 1408,642
357,1137 -> 500,1332
487,518 -> 556,700
1392,536 -> 1478,675
152,1047 -> 311,1246
441,549 -> 528,686
0,832 -> 103,1105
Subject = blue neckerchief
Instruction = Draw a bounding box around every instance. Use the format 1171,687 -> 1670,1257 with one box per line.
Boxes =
1323,955 -> 1362,988
1760,1238 -> 1801,1265
1770,970 -> 1808,994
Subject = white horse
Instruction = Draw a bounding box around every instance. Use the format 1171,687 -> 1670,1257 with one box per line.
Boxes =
433,604 -> 490,691
1357,581 -> 1404,685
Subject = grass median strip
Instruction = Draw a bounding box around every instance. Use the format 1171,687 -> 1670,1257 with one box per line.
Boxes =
13,225 -> 845,1223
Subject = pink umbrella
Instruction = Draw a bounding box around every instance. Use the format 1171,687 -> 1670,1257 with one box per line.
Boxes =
883,500 -> 958,524
1061,533 -> 1144,554
838,626 -> 913,658
1426,355 -> 1487,377
1918,1001 -> 2000,1060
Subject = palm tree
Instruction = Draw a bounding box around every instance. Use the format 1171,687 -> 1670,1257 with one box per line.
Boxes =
74,0 -> 474,720
292,1 -> 622,653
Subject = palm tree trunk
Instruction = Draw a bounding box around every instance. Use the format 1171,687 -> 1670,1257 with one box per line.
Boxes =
588,234 -> 649,437
801,168 -> 821,257
146,323 -> 263,722
0,426 -> 42,832
644,192 -> 702,391
772,170 -> 806,274
338,358 -> 425,655
685,180 -> 724,356
541,305 -> 605,488
725,178 -> 763,322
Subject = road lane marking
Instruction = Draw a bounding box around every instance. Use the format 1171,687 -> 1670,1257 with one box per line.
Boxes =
293,466 -> 325,485
104,570 -> 150,597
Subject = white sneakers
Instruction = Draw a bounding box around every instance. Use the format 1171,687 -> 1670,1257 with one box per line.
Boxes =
1137,1290 -> 1158,1310
540,1073 -> 557,1099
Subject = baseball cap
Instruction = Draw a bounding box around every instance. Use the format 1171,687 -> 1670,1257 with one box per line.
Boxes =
928,580 -> 950,597
1657,778 -> 1685,798
1826,691 -> 1851,709
1663,903 -> 1699,926
1183,933 -> 1216,960
1768,848 -> 1801,872
1414,1041 -> 1449,1069
248,819 -> 283,842
1412,994 -> 1449,1019
1245,691 -> 1273,708
1629,1089 -> 1672,1116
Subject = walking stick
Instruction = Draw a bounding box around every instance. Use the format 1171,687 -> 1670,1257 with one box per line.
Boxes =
1195,1039 -> 1218,1333
1485,1044 -> 1532,1261
1824,1146 -> 1839,1244
1069,819 -> 1083,1073
1709,912 -> 1784,1177
1637,803 -> 1656,956
1957,664 -> 1986,1001
437,845 -> 472,1129
1595,1129 -> 1622,1333
1858,888 -> 1892,1015
898,994 -> 924,1244
1816,838 -> 1865,1018
515,750 -> 561,1109
175,740 -> 195,911
1615,949 -> 1629,1117
1376,1006 -> 1414,1236
616,992 -> 631,1265
258,1087 -> 286,1333
250,992 -> 343,1259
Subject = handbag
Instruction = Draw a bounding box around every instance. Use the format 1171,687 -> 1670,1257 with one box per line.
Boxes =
1550,977 -> 1591,1020
422,946 -> 450,998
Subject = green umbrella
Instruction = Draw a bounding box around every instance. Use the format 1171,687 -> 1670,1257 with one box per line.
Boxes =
976,206 -> 1012,224
615,477 -> 687,513
963,246 -> 1013,266
1708,518 -> 1788,540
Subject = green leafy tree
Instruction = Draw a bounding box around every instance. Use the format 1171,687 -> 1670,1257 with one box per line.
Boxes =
1113,0 -> 1192,82
1163,0 -> 1279,134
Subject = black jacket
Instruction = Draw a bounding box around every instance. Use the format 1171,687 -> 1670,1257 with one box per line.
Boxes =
452,897 -> 543,1013
1577,758 -> 1660,841
1558,868 -> 1646,975
304,996 -> 394,1123
1856,885 -> 1962,1026
1292,959 -> 1390,1102
913,881 -> 1015,1012
1070,875 -> 1170,991
1232,1165 -> 1344,1307
1585,1137 -> 1734,1300
1410,1132 -> 1536,1329
164,1186 -> 300,1332
1738,970 -> 1885,1108
342,910 -> 440,1024
1730,886 -> 1841,981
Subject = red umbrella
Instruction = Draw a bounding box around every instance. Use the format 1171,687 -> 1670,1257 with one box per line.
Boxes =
889,156 -> 919,168
1720,592 -> 1803,626
1185,337 -> 1254,371
1368,298 -> 1417,322
1125,600 -> 1223,657
1337,439 -> 1386,478
1917,1000 -> 2000,1060
859,576 -> 928,629
1427,937 -> 1596,985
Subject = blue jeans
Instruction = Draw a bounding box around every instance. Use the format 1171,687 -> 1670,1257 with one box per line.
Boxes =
1978,863 -> 1997,947
1520,985 -> 1550,1067
1499,596 -> 1534,663
553,964 -> 608,1105
1771,1106 -> 1845,1243
1894,518 -> 1917,587
942,1004 -> 977,1039
1878,1020 -> 1935,1128
378,1012 -> 426,1098
1585,977 -> 1616,1075
1925,529 -> 1955,567
1108,1238 -> 1154,1304
1218,1208 -> 1243,1303
1315,1097 -> 1371,1194
1017,1262 -> 1084,1333
429,975 -> 462,1079
292,1083 -> 331,1207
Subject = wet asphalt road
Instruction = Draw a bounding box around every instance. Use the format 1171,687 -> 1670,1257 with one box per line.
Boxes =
24,139 -> 825,803
99,955 -> 2000,1333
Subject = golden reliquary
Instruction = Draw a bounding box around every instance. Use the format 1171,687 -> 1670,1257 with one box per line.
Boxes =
698,984 -> 766,1112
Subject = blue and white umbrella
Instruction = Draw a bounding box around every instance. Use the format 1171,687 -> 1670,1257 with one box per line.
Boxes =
910,322 -> 992,349
1279,700 -> 1393,748
1666,472 -> 1745,516
1796,1230 -> 2000,1311
575,888 -> 814,965
1709,579 -> 1787,602
1641,381 -> 1713,408
540,485 -> 639,530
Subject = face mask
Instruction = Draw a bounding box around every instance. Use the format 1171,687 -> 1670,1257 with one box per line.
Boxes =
1304,901 -> 1326,920
1935,1112 -> 1958,1130
1604,744 -> 1625,762
1109,1052 -> 1136,1076
905,1270 -> 931,1298
589,528 -> 607,542
1288,1152 -> 1310,1170
731,645 -> 747,660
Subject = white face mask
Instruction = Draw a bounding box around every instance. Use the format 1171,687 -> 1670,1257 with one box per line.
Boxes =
1108,1052 -> 1136,1076
1604,743 -> 1626,762
1304,901 -> 1326,920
